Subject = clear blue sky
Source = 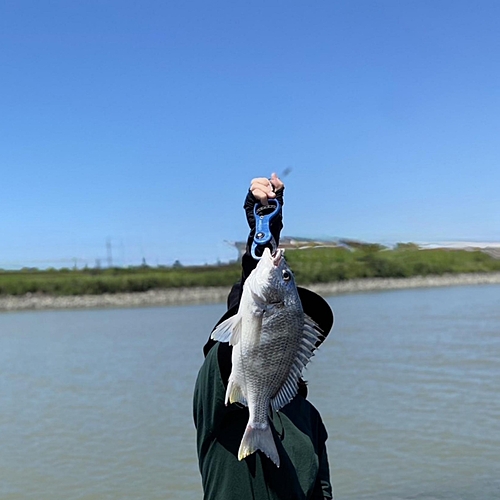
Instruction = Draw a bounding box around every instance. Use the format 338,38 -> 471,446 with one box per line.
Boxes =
2,0 -> 499,268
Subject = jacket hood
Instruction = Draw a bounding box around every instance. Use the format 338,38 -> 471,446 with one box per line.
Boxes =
203,287 -> 334,357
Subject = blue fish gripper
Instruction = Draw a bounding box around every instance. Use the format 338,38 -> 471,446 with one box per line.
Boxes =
251,199 -> 281,260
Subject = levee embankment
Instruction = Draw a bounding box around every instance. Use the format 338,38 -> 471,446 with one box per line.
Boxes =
1,272 -> 500,312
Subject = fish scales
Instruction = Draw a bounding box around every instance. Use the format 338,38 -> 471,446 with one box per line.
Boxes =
211,248 -> 324,467
238,309 -> 302,424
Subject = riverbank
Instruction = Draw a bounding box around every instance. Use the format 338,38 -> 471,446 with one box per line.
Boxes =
1,271 -> 500,312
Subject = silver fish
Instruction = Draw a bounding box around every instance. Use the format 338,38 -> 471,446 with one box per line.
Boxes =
211,247 -> 325,467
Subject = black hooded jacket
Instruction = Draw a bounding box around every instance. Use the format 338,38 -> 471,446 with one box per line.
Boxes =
193,187 -> 334,500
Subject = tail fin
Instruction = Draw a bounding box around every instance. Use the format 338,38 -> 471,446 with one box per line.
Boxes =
238,424 -> 280,467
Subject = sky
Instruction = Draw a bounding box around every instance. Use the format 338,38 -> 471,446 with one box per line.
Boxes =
1,0 -> 500,269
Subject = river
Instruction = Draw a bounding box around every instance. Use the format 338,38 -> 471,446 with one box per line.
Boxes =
0,284 -> 499,499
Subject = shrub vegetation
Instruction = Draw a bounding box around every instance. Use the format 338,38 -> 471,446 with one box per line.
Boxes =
1,246 -> 499,296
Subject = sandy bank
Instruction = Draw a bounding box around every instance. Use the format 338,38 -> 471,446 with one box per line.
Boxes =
1,272 -> 500,312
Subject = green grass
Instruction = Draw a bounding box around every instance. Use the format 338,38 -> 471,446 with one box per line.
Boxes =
0,264 -> 241,296
1,246 -> 499,296
285,246 -> 500,284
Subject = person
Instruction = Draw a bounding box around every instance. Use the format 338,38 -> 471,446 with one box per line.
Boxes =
193,174 -> 334,500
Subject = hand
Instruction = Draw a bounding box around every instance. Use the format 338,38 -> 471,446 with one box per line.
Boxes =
250,173 -> 285,205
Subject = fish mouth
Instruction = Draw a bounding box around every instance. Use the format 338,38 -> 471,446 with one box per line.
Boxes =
272,249 -> 283,266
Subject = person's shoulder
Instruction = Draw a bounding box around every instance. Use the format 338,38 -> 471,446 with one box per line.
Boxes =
294,394 -> 322,419
195,341 -> 220,392
196,341 -> 232,387
293,394 -> 328,431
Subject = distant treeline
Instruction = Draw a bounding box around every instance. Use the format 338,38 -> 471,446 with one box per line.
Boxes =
1,245 -> 500,296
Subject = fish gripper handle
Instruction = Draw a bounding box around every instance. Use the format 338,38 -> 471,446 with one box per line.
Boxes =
251,199 -> 281,260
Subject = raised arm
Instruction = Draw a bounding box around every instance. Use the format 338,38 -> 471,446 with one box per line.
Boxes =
227,173 -> 285,309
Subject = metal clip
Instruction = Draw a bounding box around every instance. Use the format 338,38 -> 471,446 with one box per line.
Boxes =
251,199 -> 281,259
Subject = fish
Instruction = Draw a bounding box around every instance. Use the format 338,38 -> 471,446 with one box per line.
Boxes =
210,247 -> 324,467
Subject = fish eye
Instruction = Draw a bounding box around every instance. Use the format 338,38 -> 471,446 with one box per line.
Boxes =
282,270 -> 291,282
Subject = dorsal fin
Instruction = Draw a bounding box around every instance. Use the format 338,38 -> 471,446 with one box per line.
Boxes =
270,314 -> 324,411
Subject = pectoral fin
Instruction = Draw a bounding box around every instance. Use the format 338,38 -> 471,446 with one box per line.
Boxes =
210,314 -> 242,345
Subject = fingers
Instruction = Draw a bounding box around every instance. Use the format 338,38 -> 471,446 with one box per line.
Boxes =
270,172 -> 284,192
250,174 -> 284,205
251,177 -> 274,204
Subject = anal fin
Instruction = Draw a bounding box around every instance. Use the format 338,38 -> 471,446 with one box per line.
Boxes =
225,378 -> 247,406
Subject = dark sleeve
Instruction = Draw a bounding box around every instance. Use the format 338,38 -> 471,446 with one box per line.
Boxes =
312,420 -> 333,499
193,343 -> 253,500
193,344 -> 227,439
315,441 -> 333,499
227,187 -> 285,310
193,343 -> 241,451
